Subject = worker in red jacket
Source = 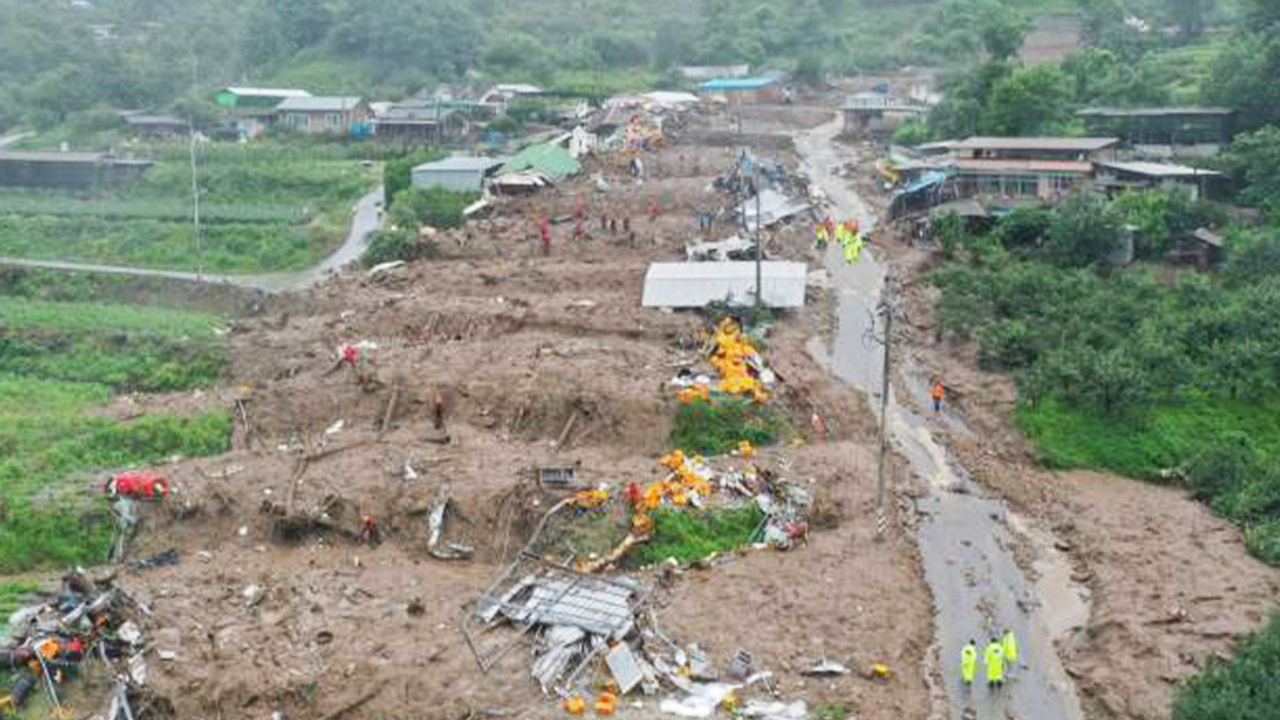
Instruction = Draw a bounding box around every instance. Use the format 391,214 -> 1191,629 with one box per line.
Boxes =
106,472 -> 169,501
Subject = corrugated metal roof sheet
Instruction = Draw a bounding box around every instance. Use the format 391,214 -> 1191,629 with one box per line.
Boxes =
223,87 -> 311,99
0,150 -> 109,163
413,156 -> 507,173
276,96 -> 363,112
501,143 -> 580,181
642,261 -> 808,309
953,137 -> 1118,152
1096,161 -> 1220,178
698,77 -> 779,91
1077,106 -> 1234,117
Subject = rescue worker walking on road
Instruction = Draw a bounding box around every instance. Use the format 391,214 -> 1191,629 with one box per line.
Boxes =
961,639 -> 978,688
1002,627 -> 1019,676
985,637 -> 1005,689
814,221 -> 830,250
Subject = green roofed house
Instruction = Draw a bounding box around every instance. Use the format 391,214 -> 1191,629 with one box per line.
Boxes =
214,86 -> 312,138
500,143 -> 580,181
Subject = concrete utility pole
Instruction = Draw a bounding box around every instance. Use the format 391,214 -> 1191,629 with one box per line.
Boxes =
873,293 -> 896,541
754,169 -> 762,310
189,122 -> 203,283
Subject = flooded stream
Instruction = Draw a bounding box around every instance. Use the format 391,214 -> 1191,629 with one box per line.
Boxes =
796,118 -> 1088,720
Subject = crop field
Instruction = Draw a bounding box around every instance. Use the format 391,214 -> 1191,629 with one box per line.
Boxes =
0,143 -> 376,274
0,294 -> 233,573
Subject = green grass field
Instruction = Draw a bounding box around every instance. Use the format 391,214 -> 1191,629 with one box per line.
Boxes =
1017,395 -> 1280,480
0,295 -> 233,573
0,142 -> 375,274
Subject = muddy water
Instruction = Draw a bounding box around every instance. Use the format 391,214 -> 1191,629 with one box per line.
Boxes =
796,118 -> 1087,720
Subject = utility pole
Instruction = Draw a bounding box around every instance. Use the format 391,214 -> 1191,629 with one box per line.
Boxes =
754,167 -> 762,310
189,52 -> 204,282
874,293 -> 896,541
189,120 -> 203,282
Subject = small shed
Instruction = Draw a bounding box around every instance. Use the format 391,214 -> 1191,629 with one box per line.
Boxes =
1168,227 -> 1225,268
0,150 -> 153,191
124,114 -> 188,138
411,156 -> 506,193
641,261 -> 808,309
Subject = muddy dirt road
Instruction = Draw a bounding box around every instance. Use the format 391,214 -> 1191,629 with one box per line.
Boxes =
796,116 -> 1087,720
0,188 -> 383,292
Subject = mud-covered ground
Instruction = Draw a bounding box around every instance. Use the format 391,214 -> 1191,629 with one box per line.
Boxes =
98,111 -> 938,720
858,146 -> 1279,720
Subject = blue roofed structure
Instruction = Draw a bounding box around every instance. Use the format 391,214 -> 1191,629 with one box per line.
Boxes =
697,76 -> 783,105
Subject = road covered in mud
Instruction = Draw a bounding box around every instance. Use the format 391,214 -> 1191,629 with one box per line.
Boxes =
796,116 -> 1088,720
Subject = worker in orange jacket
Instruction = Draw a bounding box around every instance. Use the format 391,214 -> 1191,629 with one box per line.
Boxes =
106,471 -> 169,501
932,380 -> 945,412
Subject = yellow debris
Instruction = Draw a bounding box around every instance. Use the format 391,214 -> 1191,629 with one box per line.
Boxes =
594,692 -> 618,716
574,489 -> 609,510
564,696 -> 587,716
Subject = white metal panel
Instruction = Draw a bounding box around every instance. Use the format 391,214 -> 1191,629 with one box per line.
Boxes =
641,261 -> 808,309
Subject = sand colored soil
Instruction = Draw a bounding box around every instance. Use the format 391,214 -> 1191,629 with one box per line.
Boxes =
98,122 -> 936,720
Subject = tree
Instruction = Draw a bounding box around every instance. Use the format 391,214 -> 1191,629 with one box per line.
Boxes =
1221,127 -> 1280,215
981,64 -> 1070,136
1045,192 -> 1125,267
892,118 -> 930,146
1170,0 -> 1208,40
274,0 -> 332,48
928,60 -> 1013,138
1224,228 -> 1280,286
1242,0 -> 1280,27
1114,187 -> 1222,258
979,8 -> 1031,60
992,207 -> 1050,250
1076,346 -> 1153,415
1205,32 -> 1280,133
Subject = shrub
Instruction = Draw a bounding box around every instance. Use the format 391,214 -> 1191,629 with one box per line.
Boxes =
361,228 -> 432,267
669,399 -> 780,456
630,505 -> 764,566
1172,615 -> 1280,720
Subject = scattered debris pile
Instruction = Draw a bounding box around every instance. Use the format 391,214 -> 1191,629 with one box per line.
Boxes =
673,317 -> 777,404
463,555 -> 816,719
1,572 -> 152,720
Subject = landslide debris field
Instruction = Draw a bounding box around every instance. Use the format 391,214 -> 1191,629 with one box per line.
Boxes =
1,111 -> 934,720
1,101 -> 1274,720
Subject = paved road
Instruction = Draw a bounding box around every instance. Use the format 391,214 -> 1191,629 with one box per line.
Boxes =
0,188 -> 384,293
0,132 -> 35,148
796,117 -> 1086,720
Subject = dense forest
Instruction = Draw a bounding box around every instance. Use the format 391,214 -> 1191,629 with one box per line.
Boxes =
0,0 -> 1265,130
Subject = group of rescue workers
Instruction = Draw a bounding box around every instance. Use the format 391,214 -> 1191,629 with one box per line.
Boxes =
813,217 -> 865,264
961,629 -> 1019,690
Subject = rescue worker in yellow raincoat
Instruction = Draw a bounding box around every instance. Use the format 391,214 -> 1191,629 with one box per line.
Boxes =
842,231 -> 864,265
814,221 -> 830,250
1002,628 -> 1019,675
961,639 -> 978,687
984,637 -> 1005,688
